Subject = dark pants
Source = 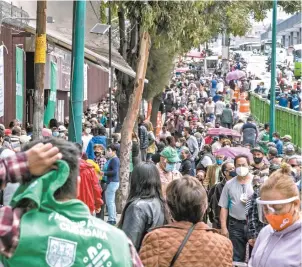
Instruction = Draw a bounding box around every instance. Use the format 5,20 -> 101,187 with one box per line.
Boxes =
141,148 -> 147,161
222,122 -> 232,129
229,216 -> 247,262
97,181 -> 107,220
146,153 -> 154,161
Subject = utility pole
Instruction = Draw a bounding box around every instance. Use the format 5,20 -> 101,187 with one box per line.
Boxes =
68,0 -> 86,143
269,0 -> 277,140
221,30 -> 230,76
32,0 -> 47,140
108,2 -> 113,141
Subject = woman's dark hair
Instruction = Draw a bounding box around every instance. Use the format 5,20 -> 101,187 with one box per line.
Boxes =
203,144 -> 212,153
166,136 -> 175,147
108,143 -> 118,152
119,162 -> 168,227
49,118 -> 58,129
8,121 -> 15,129
166,176 -> 208,223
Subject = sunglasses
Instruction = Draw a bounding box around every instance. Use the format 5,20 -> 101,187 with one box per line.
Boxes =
290,164 -> 299,168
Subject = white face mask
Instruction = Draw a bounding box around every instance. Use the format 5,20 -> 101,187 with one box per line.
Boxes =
236,166 -> 249,177
85,128 -> 91,134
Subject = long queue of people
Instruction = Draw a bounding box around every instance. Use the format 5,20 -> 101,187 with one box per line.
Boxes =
0,73 -> 300,266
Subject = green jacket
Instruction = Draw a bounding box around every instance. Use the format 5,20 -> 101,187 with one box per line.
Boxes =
1,161 -> 132,267
221,108 -> 233,124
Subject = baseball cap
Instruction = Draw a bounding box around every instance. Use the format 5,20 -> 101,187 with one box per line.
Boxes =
281,135 -> 292,141
251,146 -> 265,155
160,147 -> 180,163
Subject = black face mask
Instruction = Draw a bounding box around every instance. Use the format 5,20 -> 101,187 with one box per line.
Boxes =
253,157 -> 263,164
94,152 -> 102,157
229,170 -> 237,177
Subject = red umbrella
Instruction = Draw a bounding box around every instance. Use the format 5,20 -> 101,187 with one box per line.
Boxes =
207,127 -> 241,138
214,147 -> 253,160
175,67 -> 190,73
186,51 -> 204,59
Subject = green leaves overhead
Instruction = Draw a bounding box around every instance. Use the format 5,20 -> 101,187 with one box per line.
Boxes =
99,1 -> 300,101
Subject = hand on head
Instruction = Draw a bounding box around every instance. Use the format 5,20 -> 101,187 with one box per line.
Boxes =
26,143 -> 62,176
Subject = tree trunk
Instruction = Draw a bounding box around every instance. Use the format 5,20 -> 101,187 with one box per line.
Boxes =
150,95 -> 161,133
117,32 -> 150,212
32,0 -> 47,140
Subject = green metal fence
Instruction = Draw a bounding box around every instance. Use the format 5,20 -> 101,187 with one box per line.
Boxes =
250,92 -> 302,148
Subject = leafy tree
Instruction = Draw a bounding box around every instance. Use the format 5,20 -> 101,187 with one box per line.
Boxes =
99,0 -> 301,209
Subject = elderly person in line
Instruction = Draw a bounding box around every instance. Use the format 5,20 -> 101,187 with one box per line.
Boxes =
139,176 -> 233,267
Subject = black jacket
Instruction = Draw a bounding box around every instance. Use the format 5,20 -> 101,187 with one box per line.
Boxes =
120,198 -> 165,251
208,179 -> 226,228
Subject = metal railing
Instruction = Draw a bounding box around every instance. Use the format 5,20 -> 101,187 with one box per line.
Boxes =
250,92 -> 302,148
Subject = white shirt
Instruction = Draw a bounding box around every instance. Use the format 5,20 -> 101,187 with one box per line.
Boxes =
82,134 -> 93,153
217,82 -> 224,93
204,101 -> 215,114
215,101 -> 226,115
212,141 -> 222,153
233,122 -> 244,133
285,70 -> 293,81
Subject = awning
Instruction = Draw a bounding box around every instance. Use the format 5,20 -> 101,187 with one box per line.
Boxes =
25,25 -> 148,83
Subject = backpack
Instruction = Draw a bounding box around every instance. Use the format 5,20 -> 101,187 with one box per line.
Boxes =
291,95 -> 299,111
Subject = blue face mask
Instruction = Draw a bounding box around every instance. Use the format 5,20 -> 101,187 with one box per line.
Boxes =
216,159 -> 223,165
165,163 -> 175,172
52,131 -> 59,137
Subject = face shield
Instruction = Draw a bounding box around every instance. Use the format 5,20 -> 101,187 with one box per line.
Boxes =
256,196 -> 299,224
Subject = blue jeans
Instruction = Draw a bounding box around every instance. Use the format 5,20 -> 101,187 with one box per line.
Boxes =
105,182 -> 119,222
211,87 -> 216,97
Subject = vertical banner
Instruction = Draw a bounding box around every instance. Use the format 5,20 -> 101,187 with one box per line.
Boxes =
0,46 -> 4,118
44,62 -> 57,126
83,63 -> 88,101
16,47 -> 24,122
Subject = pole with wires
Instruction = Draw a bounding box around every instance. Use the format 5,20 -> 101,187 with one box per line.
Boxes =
68,0 -> 86,143
269,0 -> 277,141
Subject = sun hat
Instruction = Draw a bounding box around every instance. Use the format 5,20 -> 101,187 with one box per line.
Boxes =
160,147 -> 180,163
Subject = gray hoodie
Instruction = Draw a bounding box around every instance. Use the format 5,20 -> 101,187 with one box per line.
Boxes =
248,219 -> 302,267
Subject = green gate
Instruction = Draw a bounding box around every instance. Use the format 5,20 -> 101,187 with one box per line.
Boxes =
250,92 -> 302,148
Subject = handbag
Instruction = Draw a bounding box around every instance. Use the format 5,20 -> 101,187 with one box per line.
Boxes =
169,224 -> 196,267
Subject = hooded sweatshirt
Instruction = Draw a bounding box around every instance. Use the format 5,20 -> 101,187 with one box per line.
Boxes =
78,160 -> 103,213
86,135 -> 107,160
248,219 -> 302,267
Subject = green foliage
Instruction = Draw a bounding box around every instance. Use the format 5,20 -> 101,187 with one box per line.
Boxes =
144,45 -> 175,100
99,0 -> 301,102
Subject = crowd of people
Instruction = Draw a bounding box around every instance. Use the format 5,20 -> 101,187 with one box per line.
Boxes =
0,71 -> 300,267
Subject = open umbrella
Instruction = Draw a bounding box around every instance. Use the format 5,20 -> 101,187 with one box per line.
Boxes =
206,127 -> 241,138
226,70 -> 246,83
175,67 -> 190,73
214,147 -> 253,161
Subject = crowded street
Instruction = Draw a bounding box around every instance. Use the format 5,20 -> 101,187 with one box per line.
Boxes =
0,1 -> 301,267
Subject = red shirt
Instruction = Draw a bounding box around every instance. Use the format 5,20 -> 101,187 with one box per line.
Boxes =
204,135 -> 213,145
